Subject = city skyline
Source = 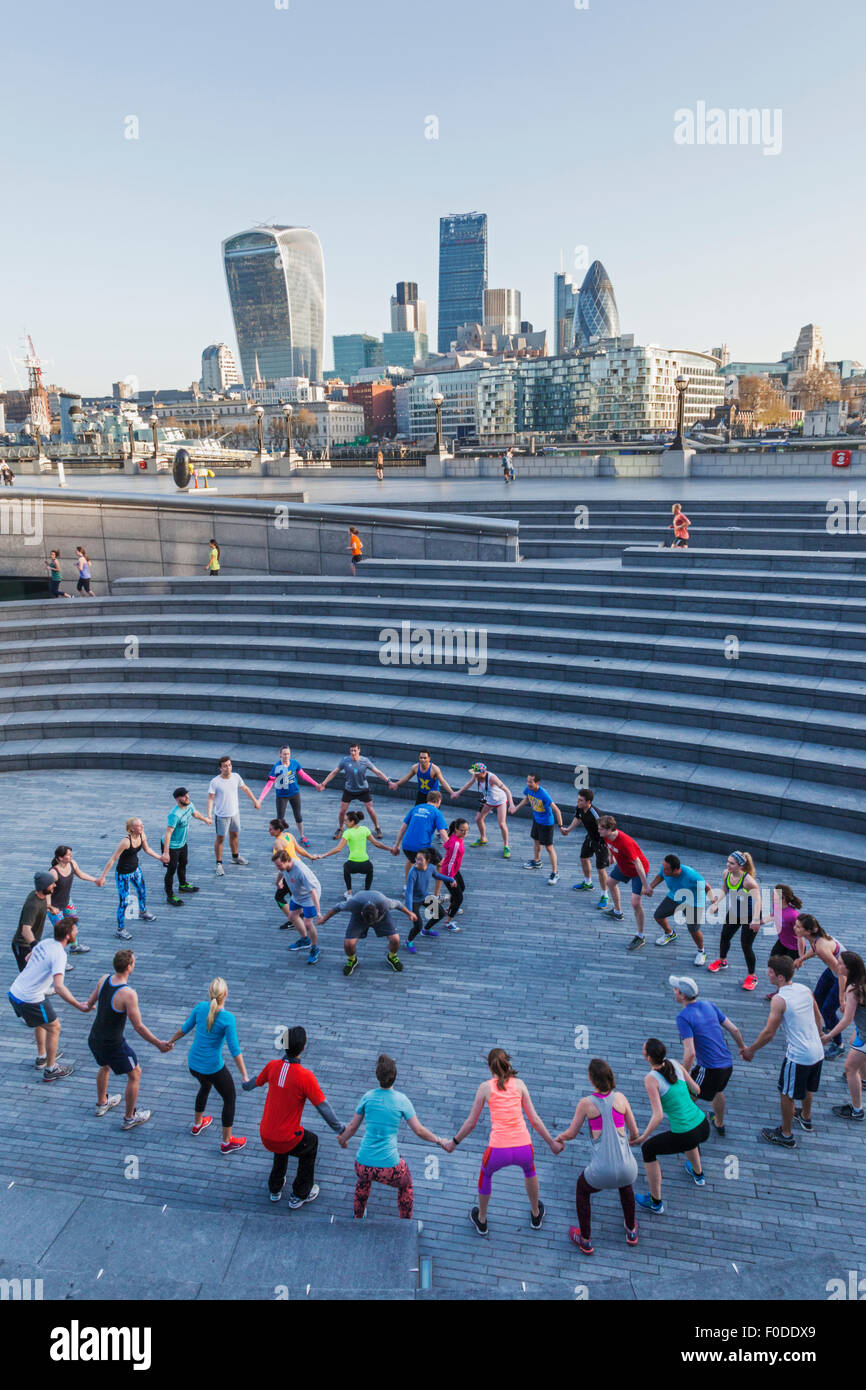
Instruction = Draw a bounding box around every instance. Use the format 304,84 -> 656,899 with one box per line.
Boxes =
1,0 -> 863,394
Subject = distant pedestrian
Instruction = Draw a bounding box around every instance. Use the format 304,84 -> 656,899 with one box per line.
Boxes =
375,450 -> 384,482
0,459 -> 14,486
348,526 -> 363,575
75,547 -> 95,596
45,550 -> 71,598
206,539 -> 221,576
670,504 -> 690,548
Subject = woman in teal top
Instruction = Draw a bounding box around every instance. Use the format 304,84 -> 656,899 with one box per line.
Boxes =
633,1037 -> 710,1215
313,809 -> 395,893
167,977 -> 250,1155
338,1053 -> 445,1219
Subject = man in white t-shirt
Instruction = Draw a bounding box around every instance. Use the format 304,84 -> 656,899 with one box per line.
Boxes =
740,954 -> 824,1148
7,916 -> 91,1081
205,755 -> 261,876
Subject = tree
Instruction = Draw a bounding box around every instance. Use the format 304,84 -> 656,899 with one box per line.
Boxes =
790,367 -> 840,412
293,408 -> 317,445
735,375 -> 789,426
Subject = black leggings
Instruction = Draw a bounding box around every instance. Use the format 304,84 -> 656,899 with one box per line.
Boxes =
445,870 -> 465,916
576,1172 -> 635,1240
276,793 -> 302,826
719,919 -> 758,974
344,860 -> 374,892
190,1065 -> 236,1127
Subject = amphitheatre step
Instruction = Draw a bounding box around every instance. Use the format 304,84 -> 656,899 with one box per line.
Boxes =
0,731 -> 863,879
623,545 -> 866,572
519,525 -> 866,551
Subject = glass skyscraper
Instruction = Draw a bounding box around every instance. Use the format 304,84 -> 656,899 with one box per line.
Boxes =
333,334 -> 384,380
437,212 -> 488,353
222,225 -> 325,385
573,260 -> 620,348
553,272 -> 580,355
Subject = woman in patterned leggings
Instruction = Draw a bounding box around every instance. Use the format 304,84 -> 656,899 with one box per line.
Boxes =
338,1054 -> 446,1218
98,818 -> 165,940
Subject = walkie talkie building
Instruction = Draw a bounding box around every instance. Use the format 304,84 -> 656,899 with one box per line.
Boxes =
222,225 -> 325,385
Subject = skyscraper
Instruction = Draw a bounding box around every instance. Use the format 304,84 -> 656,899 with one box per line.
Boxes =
333,334 -> 384,380
554,271 -> 580,355
222,225 -> 325,385
483,288 -> 521,336
573,260 -> 620,348
390,282 -> 427,335
437,212 -> 488,353
200,343 -> 241,393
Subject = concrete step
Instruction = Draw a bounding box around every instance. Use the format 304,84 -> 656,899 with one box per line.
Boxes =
520,526 -> 866,552
624,546 -> 866,573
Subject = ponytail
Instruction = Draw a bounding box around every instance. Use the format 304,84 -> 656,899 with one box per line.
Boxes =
206,977 -> 227,1032
448,818 -> 468,837
796,913 -> 830,941
775,884 -> 802,910
645,1038 -> 677,1086
51,844 -> 72,867
487,1047 -> 518,1091
269,817 -> 289,833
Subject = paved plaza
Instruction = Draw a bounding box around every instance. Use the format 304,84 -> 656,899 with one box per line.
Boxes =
2,768 -> 864,1298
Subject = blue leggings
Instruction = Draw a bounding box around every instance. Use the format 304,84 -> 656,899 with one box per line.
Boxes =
814,968 -> 840,1031
116,869 -> 146,928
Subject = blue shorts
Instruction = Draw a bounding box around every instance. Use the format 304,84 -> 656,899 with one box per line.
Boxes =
88,1037 -> 138,1074
289,900 -> 317,919
609,864 -> 644,894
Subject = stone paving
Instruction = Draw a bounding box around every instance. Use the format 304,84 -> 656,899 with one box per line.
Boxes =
2,768 -> 864,1298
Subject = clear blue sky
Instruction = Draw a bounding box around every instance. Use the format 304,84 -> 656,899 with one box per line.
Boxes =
2,0 -> 863,394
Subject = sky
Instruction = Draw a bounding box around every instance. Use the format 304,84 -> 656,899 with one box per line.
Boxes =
1,0 -> 864,395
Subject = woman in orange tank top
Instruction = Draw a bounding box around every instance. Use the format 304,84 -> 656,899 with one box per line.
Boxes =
444,1047 -> 562,1236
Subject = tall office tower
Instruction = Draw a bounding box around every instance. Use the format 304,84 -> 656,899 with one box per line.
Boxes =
554,271 -> 580,354
437,212 -> 488,353
333,334 -> 385,380
573,260 -> 620,348
483,288 -> 521,336
200,343 -> 241,393
222,225 -> 325,385
390,281 -> 427,335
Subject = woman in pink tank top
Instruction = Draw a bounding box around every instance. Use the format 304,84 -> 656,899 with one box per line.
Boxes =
445,1047 -> 562,1236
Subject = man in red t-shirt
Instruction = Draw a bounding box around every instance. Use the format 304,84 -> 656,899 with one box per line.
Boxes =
243,1025 -> 345,1206
598,815 -> 650,951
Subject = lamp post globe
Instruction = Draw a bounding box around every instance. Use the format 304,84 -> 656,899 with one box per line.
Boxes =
253,404 -> 265,456
673,374 -> 689,450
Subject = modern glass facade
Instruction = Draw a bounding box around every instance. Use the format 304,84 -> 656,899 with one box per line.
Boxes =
223,226 -> 325,385
333,334 -> 384,380
437,212 -> 488,353
573,260 -> 620,348
382,330 -> 428,371
553,272 -> 580,355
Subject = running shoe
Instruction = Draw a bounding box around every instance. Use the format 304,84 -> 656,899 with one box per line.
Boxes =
470,838 -> 488,848
278,920 -> 290,929
634,1193 -> 664,1214
270,1184 -> 284,1203
684,1160 -> 706,1186
221,1136 -> 247,1154
115,927 -> 133,941
712,1117 -> 726,1138
166,895 -> 184,907
179,883 -> 199,893
95,1094 -> 121,1117
34,1051 -> 62,1068
445,922 -> 462,933
191,1116 -> 213,1135
386,953 -> 403,973
572,881 -> 593,892
523,860 -> 541,870
626,935 -> 645,951
596,893 -> 610,909
469,1207 -> 489,1237
693,950 -> 707,966
121,1109 -> 152,1130
42,1062 -> 75,1083
215,862 -> 225,876
707,958 -> 728,972
287,1184 -> 319,1209
140,912 -> 156,922
568,1228 -> 593,1254
65,962 -> 74,972
655,931 -> 677,946
343,956 -> 358,977
404,937 -> 417,954
288,937 -> 312,952
530,1200 -> 545,1230
824,1041 -> 843,1060
307,946 -> 321,965
502,847 -> 511,859
793,1109 -> 814,1133
742,974 -> 758,992
759,1125 -> 795,1147
300,838 -> 311,847
624,1222 -> 639,1246
832,1104 -> 864,1121
604,907 -> 625,921
548,872 -> 560,885
420,927 -> 439,938
231,855 -> 249,867
69,942 -> 90,954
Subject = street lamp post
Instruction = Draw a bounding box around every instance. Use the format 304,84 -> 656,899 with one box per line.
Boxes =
672,374 -> 689,450
283,403 -> 294,459
127,419 -> 135,462
253,404 -> 265,458
432,392 -> 445,453
149,413 -> 159,461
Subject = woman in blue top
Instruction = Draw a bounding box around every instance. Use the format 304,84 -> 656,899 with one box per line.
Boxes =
258,745 -> 319,846
167,978 -> 251,1154
404,849 -> 455,953
338,1053 -> 445,1218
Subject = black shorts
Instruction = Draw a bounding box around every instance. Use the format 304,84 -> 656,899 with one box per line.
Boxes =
8,993 -> 57,1028
275,881 -> 290,906
349,913 -> 397,941
641,1115 -> 710,1163
403,845 -> 441,865
778,1057 -> 822,1101
341,789 -> 372,804
77,576 -> 91,593
769,941 -> 799,961
531,822 -> 555,846
89,1037 -> 138,1074
691,1064 -> 733,1102
580,836 -> 609,868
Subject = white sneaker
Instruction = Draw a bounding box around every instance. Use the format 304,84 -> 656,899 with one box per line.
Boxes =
121,1109 -> 151,1130
548,872 -> 560,885
693,950 -> 707,966
232,854 -> 249,867
95,1094 -> 122,1117
215,862 -> 225,876
655,932 -> 675,947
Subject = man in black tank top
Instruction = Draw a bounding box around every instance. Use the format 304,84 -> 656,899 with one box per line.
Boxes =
84,949 -> 173,1127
